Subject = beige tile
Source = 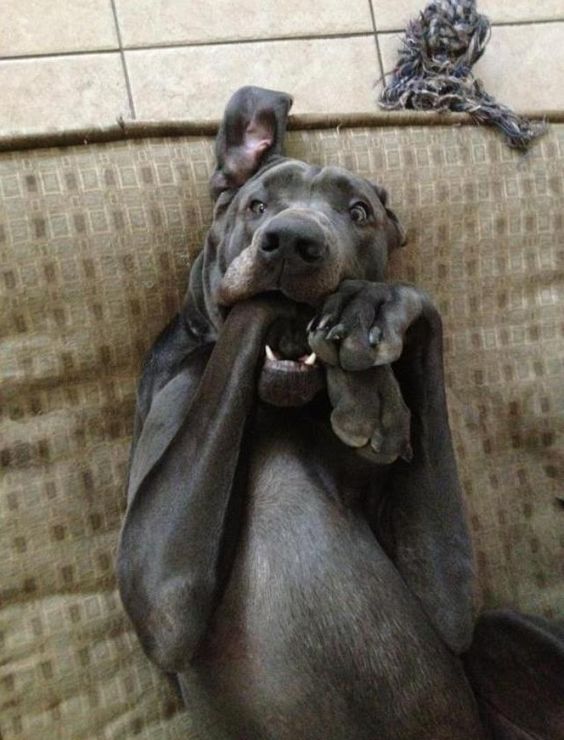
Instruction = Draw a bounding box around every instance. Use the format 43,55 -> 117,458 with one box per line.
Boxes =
373,0 -> 564,32
474,23 -> 564,111
126,36 -> 380,119
372,0 -> 429,31
378,22 -> 564,112
377,32 -> 411,78
0,55 -> 130,135
0,0 -> 118,57
116,0 -> 373,47
377,33 -> 401,77
480,0 -> 564,24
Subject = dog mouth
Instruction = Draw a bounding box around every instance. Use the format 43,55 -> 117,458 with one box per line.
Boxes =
256,304 -> 325,407
259,345 -> 325,407
265,344 -> 317,369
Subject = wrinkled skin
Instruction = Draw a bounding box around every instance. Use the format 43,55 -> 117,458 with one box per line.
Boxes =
117,87 -> 564,740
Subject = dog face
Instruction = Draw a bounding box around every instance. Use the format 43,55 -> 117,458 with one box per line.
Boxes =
217,159 -> 405,308
204,87 -> 405,407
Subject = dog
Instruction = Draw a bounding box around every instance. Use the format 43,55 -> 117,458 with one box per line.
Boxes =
117,87 -> 564,739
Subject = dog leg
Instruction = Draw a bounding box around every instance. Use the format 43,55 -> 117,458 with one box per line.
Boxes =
310,280 -> 475,653
118,297 -> 288,672
326,364 -> 412,464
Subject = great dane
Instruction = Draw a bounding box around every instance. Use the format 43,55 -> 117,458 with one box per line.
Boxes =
117,87 -> 564,739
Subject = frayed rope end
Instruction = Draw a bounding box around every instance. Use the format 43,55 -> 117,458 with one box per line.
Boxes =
378,0 -> 548,149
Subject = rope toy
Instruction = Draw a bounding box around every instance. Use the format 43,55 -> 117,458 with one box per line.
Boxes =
378,0 -> 547,149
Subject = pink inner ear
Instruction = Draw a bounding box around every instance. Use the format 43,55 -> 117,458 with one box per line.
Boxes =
217,113 -> 276,190
243,119 -> 274,160
242,137 -> 270,158
224,121 -> 274,186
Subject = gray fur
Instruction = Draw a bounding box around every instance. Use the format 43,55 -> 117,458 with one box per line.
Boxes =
117,87 -> 562,739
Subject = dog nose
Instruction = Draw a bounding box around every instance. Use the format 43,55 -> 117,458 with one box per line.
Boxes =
259,217 -> 328,267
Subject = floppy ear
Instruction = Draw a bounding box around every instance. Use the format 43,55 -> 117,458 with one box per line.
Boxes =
372,183 -> 407,248
211,85 -> 293,199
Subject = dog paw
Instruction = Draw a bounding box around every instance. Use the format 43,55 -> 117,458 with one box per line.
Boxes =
308,280 -> 428,372
327,364 -> 412,465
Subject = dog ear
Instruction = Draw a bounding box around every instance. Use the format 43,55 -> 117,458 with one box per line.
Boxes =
372,183 -> 407,248
211,86 -> 293,199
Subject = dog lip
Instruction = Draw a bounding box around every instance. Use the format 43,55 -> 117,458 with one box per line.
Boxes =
258,349 -> 324,408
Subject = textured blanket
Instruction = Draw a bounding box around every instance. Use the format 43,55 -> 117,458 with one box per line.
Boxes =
1,123 -> 562,738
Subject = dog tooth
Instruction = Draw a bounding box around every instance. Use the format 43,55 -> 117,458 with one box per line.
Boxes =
265,345 -> 276,361
303,352 -> 317,366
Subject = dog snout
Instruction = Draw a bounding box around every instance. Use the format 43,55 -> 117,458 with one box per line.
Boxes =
259,216 -> 328,268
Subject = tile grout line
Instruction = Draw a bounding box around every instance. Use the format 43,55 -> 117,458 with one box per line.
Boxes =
109,0 -> 136,120
123,30 -> 375,50
0,16 -> 561,64
0,48 -> 119,62
0,31 -> 376,64
379,16 -> 564,34
0,31 -> 393,64
368,0 -> 386,89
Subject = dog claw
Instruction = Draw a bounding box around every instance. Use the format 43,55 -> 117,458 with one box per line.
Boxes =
369,327 -> 383,346
370,430 -> 384,453
317,315 -> 333,331
326,323 -> 346,341
401,442 -> 413,463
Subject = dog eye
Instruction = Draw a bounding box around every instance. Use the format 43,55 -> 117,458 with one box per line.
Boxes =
349,202 -> 369,224
249,200 -> 267,215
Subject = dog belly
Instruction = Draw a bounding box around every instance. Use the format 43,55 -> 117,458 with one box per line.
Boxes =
189,430 -> 483,740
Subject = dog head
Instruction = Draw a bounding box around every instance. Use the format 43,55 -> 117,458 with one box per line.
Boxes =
201,86 -> 406,406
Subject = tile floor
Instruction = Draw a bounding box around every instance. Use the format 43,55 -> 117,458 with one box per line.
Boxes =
0,1 -> 563,136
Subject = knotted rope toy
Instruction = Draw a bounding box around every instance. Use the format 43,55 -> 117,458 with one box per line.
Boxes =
378,0 -> 547,148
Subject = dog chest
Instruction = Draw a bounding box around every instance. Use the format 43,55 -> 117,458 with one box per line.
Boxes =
191,422 -> 480,739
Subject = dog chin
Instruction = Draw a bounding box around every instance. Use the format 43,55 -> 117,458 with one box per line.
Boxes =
258,348 -> 325,407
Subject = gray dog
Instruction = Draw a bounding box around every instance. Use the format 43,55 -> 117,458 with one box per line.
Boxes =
117,87 -> 564,739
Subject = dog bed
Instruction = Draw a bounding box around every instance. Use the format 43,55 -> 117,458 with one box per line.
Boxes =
1,117 -> 562,738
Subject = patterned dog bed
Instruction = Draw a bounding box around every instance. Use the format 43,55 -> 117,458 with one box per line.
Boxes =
1,119 -> 562,738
